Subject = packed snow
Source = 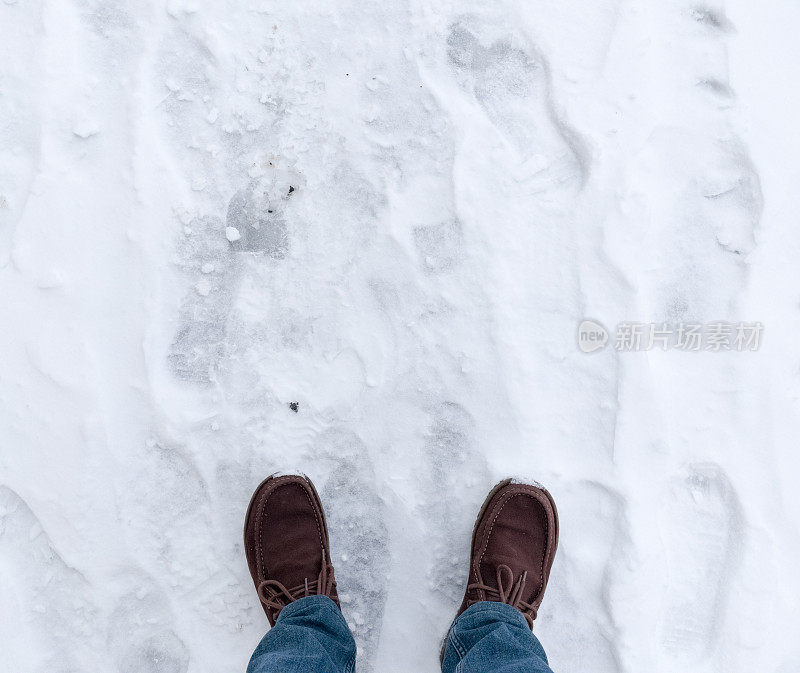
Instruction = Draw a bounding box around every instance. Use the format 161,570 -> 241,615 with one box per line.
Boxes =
1,0 -> 799,672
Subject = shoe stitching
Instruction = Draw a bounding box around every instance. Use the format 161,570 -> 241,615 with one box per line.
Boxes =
536,498 -> 547,601
450,628 -> 467,659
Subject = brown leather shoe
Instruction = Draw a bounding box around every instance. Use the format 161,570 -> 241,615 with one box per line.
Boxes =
243,474 -> 339,626
456,478 -> 559,628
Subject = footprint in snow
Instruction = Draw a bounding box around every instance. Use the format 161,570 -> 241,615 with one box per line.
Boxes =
0,486 -> 100,671
167,163 -> 302,385
648,3 -> 762,320
447,17 -> 588,196
168,215 -> 239,384
543,481 -> 628,673
659,463 -> 742,663
420,401 -> 491,605
625,128 -> 761,323
303,428 -> 389,673
123,439 -> 214,587
107,571 -> 189,673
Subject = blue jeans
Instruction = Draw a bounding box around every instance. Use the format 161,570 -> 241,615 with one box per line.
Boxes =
247,596 -> 553,673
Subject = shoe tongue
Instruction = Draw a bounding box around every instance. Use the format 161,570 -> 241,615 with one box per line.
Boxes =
263,484 -> 325,590
479,498 -> 547,599
270,534 -> 323,590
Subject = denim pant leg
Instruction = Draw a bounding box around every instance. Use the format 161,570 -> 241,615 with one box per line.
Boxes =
247,596 -> 356,673
442,602 -> 553,673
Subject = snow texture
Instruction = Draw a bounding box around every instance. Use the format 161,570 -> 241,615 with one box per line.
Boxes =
1,0 -> 799,672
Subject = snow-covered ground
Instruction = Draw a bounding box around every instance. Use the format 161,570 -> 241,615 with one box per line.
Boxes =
2,0 -> 800,671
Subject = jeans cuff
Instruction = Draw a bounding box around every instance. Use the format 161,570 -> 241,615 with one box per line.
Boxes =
275,594 -> 343,621
454,600 -> 530,627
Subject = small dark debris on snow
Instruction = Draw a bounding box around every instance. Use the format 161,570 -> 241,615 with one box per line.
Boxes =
289,402 -> 299,413
287,185 -> 295,195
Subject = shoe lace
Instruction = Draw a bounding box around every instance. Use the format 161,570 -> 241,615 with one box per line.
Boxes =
467,564 -> 537,627
257,549 -> 337,618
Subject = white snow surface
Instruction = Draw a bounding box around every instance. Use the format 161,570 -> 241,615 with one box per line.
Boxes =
1,0 -> 800,672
